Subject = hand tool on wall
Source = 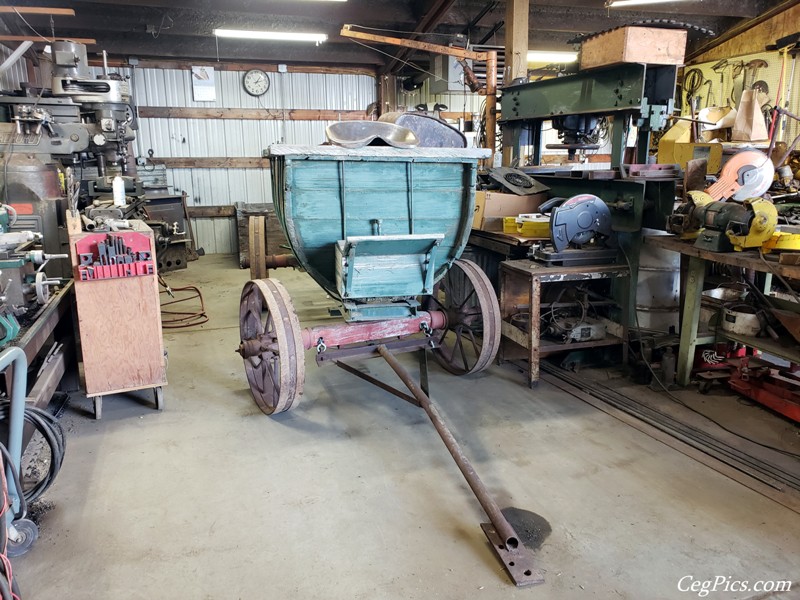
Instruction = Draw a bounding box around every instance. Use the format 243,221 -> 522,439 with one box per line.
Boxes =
683,68 -> 704,140
702,80 -> 715,108
711,59 -> 728,107
768,46 -> 790,142
730,61 -> 744,106
779,48 -> 798,143
745,58 -> 768,90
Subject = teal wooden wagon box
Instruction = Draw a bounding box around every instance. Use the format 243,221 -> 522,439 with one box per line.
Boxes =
268,145 -> 490,321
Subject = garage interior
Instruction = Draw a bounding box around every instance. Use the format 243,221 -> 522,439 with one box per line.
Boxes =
0,0 -> 799,598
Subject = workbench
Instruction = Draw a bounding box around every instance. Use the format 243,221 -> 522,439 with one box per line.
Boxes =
645,235 -> 800,386
465,229 -> 543,291
1,281 -> 74,451
498,259 -> 630,387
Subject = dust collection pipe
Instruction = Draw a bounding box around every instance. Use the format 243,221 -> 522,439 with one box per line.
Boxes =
0,346 -> 28,522
376,344 -> 521,551
300,310 -> 447,350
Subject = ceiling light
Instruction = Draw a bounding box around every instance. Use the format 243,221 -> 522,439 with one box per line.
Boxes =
213,29 -> 328,43
527,51 -> 578,63
605,0 -> 689,7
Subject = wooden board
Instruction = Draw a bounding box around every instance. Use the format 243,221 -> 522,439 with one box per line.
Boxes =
154,157 -> 270,169
187,205 -> 237,218
580,27 -> 687,70
139,107 -> 366,121
0,7 -> 74,14
0,35 -> 95,43
689,4 -> 800,63
67,214 -> 166,397
88,57 -> 376,77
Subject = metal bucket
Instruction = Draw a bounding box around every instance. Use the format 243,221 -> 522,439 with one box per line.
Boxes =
721,303 -> 761,336
700,286 -> 748,331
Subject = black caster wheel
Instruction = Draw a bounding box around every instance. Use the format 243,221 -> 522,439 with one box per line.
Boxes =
6,518 -> 39,557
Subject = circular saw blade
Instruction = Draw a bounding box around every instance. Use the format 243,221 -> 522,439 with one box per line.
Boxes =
727,150 -> 774,200
488,167 -> 550,196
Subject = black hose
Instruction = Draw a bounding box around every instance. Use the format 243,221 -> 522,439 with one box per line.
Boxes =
0,404 -> 66,505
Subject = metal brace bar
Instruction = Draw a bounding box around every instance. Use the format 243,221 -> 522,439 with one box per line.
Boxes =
344,241 -> 357,299
422,240 -> 441,294
339,160 -> 347,240
407,161 -> 414,234
335,361 -> 420,406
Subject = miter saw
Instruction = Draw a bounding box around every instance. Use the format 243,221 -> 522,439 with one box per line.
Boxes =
704,150 -> 775,201
668,190 -> 778,251
532,194 -> 618,266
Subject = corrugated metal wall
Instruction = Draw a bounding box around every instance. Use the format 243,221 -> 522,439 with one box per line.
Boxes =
87,65 -> 376,253
0,44 -> 30,91
400,77 -> 483,115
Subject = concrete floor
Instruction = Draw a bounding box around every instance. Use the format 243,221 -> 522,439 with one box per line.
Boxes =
13,255 -> 800,599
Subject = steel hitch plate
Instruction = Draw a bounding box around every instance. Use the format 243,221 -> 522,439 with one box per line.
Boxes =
481,523 -> 545,587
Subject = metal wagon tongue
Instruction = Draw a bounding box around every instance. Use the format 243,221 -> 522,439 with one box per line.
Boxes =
325,120 -> 419,149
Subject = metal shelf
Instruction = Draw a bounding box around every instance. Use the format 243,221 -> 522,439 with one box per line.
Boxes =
715,329 -> 800,365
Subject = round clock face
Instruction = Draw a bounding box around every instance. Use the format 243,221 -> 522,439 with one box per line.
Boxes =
243,69 -> 270,96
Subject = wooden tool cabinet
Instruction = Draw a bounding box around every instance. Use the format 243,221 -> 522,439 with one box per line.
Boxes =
67,212 -> 167,418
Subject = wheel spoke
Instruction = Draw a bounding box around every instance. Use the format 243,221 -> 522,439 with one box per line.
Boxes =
457,288 -> 477,309
465,327 -> 481,358
455,327 -> 470,370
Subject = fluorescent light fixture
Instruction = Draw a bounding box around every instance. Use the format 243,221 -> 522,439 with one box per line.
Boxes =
605,0 -> 688,7
527,51 -> 578,63
213,29 -> 328,43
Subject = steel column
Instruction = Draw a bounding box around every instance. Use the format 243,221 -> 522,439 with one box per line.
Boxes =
677,256 -> 706,386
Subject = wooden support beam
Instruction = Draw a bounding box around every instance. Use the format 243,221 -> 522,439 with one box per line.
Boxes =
381,0 -> 458,75
87,57 -> 376,77
153,157 -> 270,169
505,0 -> 529,84
0,7 -> 75,15
0,35 -> 95,44
688,0 -> 800,62
187,205 -> 237,218
140,107 -> 367,122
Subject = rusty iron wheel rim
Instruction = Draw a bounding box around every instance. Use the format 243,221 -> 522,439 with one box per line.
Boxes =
424,259 -> 500,375
239,279 -> 305,415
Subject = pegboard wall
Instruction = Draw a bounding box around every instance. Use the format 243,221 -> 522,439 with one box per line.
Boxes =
682,49 -> 800,143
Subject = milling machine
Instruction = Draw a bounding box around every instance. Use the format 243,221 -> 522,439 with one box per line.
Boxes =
0,41 -> 193,274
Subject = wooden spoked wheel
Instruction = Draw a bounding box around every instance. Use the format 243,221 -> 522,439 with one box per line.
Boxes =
238,279 -> 305,415
424,259 -> 501,375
